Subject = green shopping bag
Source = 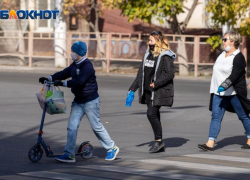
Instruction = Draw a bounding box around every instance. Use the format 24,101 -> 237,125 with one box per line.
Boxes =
46,86 -> 67,115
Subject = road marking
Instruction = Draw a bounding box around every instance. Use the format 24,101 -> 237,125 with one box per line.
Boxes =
19,171 -> 110,180
138,159 -> 250,174
226,148 -> 250,152
78,165 -> 229,180
184,154 -> 250,163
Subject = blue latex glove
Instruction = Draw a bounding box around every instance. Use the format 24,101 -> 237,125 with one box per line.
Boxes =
126,91 -> 134,107
217,86 -> 225,95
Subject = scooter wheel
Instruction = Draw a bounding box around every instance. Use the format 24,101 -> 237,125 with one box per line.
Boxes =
79,143 -> 93,159
28,145 -> 43,162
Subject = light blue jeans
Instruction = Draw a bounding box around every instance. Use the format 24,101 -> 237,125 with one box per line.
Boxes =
209,95 -> 250,141
64,97 -> 116,157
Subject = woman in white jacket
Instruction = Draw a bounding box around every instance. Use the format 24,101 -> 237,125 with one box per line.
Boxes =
198,30 -> 250,151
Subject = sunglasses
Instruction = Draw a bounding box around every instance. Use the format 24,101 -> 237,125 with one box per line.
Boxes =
222,38 -> 229,42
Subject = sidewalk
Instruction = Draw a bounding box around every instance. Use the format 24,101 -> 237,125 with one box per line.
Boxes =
0,65 -> 212,81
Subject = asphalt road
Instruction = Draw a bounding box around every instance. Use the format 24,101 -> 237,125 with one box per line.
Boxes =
1,71 -> 250,180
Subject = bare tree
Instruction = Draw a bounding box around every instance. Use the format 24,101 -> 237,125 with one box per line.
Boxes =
167,0 -> 199,75
64,0 -> 106,70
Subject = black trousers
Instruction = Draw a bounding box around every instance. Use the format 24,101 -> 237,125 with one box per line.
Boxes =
145,92 -> 162,140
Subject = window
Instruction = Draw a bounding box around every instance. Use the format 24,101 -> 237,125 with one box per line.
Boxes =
36,0 -> 54,32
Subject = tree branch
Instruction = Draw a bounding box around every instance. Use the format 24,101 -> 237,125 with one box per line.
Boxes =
181,0 -> 199,32
183,6 -> 190,11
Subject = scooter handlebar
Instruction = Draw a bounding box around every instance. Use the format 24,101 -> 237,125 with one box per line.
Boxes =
44,80 -> 54,85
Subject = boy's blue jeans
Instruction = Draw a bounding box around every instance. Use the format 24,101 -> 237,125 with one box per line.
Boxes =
209,95 -> 250,141
64,97 -> 116,157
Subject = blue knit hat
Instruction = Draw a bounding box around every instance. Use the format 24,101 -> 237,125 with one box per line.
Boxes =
71,41 -> 87,56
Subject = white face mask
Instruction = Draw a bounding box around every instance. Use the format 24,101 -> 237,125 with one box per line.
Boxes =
224,45 -> 231,52
71,53 -> 78,61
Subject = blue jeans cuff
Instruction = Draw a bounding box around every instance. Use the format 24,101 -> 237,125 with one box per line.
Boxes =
208,137 -> 216,141
107,145 -> 117,152
247,135 -> 250,139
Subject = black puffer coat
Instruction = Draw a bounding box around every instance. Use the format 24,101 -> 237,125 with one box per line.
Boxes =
129,50 -> 176,107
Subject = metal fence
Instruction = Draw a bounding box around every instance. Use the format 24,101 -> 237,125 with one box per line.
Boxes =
0,31 -> 248,76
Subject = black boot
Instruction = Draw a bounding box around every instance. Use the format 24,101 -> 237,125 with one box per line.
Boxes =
149,141 -> 165,153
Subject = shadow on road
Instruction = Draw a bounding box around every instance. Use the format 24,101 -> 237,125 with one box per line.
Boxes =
0,121 -> 110,176
215,135 -> 246,150
136,137 -> 189,149
131,110 -> 173,115
99,105 -> 205,118
171,105 -> 205,109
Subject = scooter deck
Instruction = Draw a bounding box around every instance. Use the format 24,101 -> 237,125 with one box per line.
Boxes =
47,153 -> 83,157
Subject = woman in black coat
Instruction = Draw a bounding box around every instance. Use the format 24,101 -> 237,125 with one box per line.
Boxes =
127,31 -> 176,153
198,30 -> 250,151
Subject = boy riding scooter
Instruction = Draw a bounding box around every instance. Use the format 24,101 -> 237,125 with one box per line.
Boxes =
39,41 -> 119,163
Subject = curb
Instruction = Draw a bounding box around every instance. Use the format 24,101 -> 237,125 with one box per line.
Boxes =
0,65 -> 213,81
0,66 -> 64,73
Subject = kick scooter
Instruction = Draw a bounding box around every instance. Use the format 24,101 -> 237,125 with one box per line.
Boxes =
28,81 -> 93,162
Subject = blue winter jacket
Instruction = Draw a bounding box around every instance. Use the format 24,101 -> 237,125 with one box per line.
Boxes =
51,58 -> 99,103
